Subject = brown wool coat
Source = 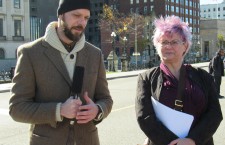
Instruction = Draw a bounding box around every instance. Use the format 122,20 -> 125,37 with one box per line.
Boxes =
9,38 -> 113,145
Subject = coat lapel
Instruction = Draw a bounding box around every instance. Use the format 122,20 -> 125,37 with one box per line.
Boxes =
42,41 -> 72,86
76,43 -> 88,67
74,43 -> 89,102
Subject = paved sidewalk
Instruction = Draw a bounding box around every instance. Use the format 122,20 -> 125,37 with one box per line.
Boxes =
0,69 -> 147,93
0,62 -> 209,93
0,83 -> 13,93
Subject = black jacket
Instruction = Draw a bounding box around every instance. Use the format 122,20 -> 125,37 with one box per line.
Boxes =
135,66 -> 223,145
212,54 -> 224,77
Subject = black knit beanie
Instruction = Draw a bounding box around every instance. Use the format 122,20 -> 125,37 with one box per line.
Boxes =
57,0 -> 91,16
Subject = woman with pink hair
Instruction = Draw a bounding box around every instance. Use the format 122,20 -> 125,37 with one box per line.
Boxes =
135,15 -> 222,145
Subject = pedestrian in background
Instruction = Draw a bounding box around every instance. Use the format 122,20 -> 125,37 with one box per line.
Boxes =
135,15 -> 223,145
9,0 -> 113,145
211,49 -> 224,98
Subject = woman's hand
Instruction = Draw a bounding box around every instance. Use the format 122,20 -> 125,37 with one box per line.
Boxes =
168,138 -> 195,145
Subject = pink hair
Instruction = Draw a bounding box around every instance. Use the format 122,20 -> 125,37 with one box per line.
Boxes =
152,15 -> 192,54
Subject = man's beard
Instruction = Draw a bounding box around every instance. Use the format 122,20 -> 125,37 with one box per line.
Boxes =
63,23 -> 84,42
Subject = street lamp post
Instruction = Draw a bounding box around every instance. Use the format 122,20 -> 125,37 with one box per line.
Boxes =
121,36 -> 128,72
111,31 -> 116,72
123,36 -> 127,54
123,13 -> 138,69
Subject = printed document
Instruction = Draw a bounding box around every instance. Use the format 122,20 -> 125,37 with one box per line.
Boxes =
151,97 -> 194,138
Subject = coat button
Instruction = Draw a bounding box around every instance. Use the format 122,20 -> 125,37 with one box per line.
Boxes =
70,54 -> 74,59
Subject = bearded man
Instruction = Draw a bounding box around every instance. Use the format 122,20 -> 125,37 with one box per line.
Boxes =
9,0 -> 113,145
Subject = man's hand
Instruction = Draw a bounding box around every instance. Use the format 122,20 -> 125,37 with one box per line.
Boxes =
168,138 -> 195,145
76,92 -> 99,124
60,97 -> 82,119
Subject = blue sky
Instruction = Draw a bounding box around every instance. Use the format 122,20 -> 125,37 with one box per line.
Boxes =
200,0 -> 223,5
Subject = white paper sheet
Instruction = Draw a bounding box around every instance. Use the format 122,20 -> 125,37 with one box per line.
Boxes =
151,97 -> 194,138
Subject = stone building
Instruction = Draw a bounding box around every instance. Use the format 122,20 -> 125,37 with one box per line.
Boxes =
0,0 -> 30,70
200,19 -> 225,59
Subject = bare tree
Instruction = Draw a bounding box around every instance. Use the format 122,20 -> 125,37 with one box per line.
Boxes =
99,4 -> 147,54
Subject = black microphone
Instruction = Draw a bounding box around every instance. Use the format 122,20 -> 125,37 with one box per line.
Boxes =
71,66 -> 84,99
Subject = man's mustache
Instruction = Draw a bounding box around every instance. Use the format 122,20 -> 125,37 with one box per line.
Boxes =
71,26 -> 84,31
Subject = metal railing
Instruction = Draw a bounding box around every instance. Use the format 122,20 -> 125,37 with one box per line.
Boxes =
0,69 -> 13,83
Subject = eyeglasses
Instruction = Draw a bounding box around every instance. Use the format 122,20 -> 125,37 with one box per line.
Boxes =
159,40 -> 184,47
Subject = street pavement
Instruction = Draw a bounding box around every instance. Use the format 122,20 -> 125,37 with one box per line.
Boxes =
0,62 -> 209,93
1,62 -> 225,144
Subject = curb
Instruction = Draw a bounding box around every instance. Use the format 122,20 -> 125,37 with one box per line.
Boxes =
0,73 -> 140,93
0,90 -> 10,93
0,63 -> 209,93
107,74 -> 138,80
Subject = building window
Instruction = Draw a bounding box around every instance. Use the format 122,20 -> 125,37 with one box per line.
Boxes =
190,10 -> 192,15
165,5 -> 168,11
30,17 -> 41,41
190,18 -> 193,24
31,7 -> 37,12
190,1 -> 192,6
186,9 -> 188,14
151,6 -> 154,11
208,9 -> 210,12
0,48 -> 4,59
14,20 -> 21,36
171,6 -> 174,12
185,1 -> 188,6
218,7 -> 220,11
113,4 -> 117,10
144,0 -> 147,3
130,0 -> 133,4
0,0 -> 2,7
136,0 -> 139,4
130,8 -> 133,13
181,8 -> 184,14
0,18 -> 3,36
144,6 -> 148,14
14,0 -> 20,9
136,8 -> 139,13
176,7 -> 179,13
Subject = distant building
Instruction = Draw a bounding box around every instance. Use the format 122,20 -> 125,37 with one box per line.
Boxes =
86,0 -> 106,48
29,0 -> 107,49
109,0 -> 200,36
0,0 -> 30,70
102,0 -> 200,65
200,0 -> 225,19
200,19 -> 225,59
30,0 -> 58,41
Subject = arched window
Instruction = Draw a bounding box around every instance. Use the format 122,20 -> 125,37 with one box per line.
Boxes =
0,48 -> 5,59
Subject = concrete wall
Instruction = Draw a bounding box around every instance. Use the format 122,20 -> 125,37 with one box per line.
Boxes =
200,19 -> 225,59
